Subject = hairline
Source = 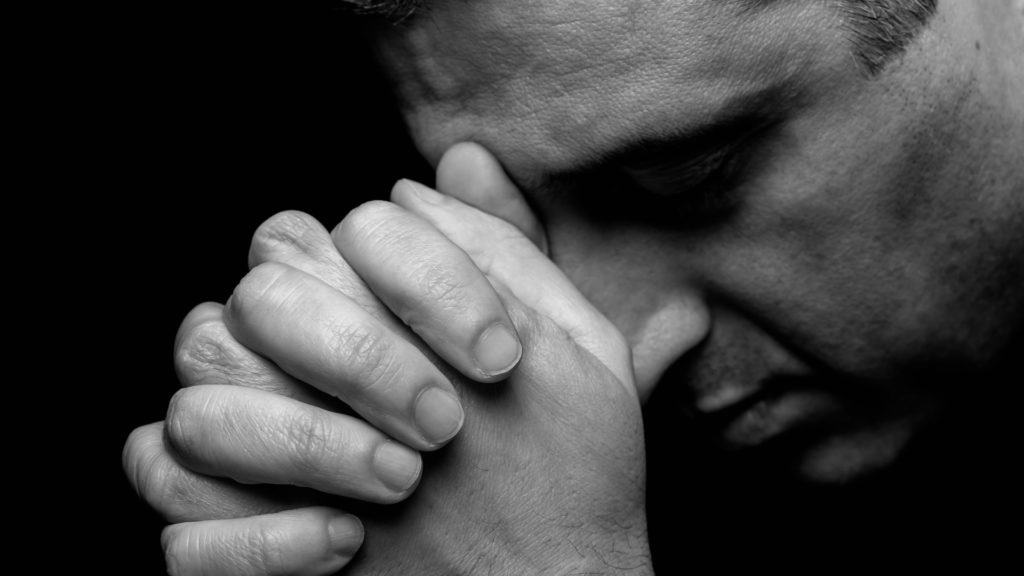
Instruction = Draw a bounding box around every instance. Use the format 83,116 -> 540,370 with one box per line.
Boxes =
345,0 -> 939,75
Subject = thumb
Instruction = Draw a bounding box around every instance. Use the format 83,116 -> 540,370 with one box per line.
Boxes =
435,142 -> 549,254
391,178 -> 634,394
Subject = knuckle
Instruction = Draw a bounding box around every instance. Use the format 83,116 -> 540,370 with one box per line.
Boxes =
250,210 -> 323,264
165,388 -> 211,460
123,424 -> 162,499
324,319 -> 400,394
161,525 -> 190,576
174,303 -> 222,353
418,262 -> 472,314
175,317 -> 293,395
229,262 -> 301,321
338,200 -> 404,249
246,521 -> 288,574
153,463 -> 206,522
281,408 -> 336,474
129,439 -> 202,521
174,320 -> 237,386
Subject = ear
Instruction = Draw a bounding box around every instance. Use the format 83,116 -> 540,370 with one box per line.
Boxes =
435,142 -> 549,254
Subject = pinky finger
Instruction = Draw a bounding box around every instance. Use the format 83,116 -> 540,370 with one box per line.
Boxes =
162,507 -> 363,576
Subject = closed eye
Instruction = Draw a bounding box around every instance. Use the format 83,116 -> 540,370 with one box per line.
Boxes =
526,88 -> 785,223
621,142 -> 741,198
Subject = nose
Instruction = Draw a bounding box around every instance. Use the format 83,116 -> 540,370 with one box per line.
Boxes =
621,287 -> 711,401
544,218 -> 713,401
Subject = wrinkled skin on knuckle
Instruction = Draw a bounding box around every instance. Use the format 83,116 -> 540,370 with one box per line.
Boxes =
125,431 -> 191,519
124,424 -> 163,502
175,320 -> 240,386
164,389 -> 196,459
230,262 -> 300,325
338,201 -> 413,259
323,318 -> 401,396
246,521 -> 289,575
280,407 -> 338,480
154,459 -> 226,523
165,387 -> 226,469
175,319 -> 294,395
162,521 -> 283,576
249,210 -> 324,265
417,261 -> 474,316
160,526 -> 185,576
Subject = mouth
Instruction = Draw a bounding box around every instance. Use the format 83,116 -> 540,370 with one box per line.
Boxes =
644,370 -> 928,485
691,377 -> 846,451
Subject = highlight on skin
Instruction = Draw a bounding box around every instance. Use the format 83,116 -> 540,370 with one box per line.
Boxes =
340,0 -> 939,75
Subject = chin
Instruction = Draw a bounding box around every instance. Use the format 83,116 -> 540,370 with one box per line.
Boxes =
792,421 -> 916,485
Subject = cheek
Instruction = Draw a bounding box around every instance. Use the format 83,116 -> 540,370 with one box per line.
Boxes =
709,121 -> 1008,382
729,59 -> 1024,378
713,166 -> 943,383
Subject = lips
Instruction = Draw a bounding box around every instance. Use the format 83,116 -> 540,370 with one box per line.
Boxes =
692,378 -> 844,450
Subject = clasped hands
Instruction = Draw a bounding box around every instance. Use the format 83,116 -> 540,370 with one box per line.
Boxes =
124,143 -> 653,575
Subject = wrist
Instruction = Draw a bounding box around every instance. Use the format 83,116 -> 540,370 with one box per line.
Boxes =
557,559 -> 654,576
556,554 -> 655,576
549,529 -> 655,576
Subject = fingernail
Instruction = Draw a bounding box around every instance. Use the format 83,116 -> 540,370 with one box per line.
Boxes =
401,179 -> 444,205
414,387 -> 465,445
473,324 -> 522,377
372,441 -> 422,493
328,513 -> 363,557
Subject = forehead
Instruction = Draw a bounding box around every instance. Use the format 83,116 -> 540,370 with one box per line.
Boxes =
371,0 -> 847,183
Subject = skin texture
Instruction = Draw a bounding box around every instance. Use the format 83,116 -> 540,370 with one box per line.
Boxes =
371,0 -> 1024,481
122,0 -> 1024,573
126,171 -> 654,575
339,185 -> 651,575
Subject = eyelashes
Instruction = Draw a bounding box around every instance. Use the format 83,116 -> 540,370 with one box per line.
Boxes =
620,142 -> 748,219
618,117 -> 782,221
542,119 -> 777,225
622,145 -> 735,195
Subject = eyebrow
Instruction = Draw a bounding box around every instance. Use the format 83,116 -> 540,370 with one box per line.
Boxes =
530,86 -> 787,199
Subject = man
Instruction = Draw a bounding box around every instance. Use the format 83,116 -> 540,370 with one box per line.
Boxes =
124,0 -> 1023,573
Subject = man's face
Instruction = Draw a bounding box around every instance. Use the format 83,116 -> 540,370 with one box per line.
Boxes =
370,0 -> 1023,482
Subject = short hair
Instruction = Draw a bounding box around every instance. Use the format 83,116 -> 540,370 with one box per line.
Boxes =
840,0 -> 938,74
341,0 -> 422,22
340,0 -> 938,75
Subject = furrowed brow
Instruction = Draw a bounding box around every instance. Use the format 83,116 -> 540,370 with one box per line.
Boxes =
530,86 -> 787,199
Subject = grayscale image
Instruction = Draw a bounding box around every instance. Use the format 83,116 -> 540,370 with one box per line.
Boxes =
112,1 -> 1023,573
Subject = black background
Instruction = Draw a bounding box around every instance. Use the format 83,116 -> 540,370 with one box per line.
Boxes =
82,1 -> 1018,572
91,2 -> 428,572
